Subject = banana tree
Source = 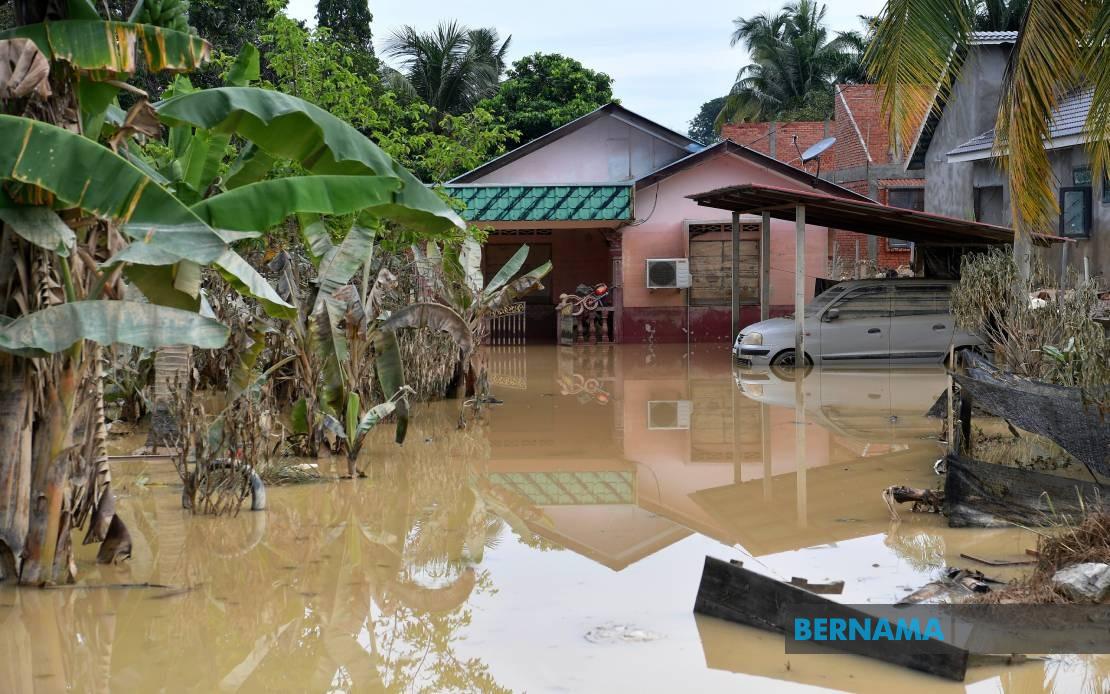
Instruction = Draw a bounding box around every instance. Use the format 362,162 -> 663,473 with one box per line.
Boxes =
0,1 -> 464,584
412,239 -> 551,400
274,214 -> 473,469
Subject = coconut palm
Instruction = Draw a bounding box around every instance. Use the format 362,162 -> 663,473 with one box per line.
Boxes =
975,0 -> 1031,30
866,0 -> 1110,244
717,1 -> 870,127
383,21 -> 511,115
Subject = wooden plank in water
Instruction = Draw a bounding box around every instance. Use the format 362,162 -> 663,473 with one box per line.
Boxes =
693,556 -> 969,681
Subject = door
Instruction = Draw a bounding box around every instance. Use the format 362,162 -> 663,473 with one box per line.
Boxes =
817,284 -> 891,363
888,283 -> 953,363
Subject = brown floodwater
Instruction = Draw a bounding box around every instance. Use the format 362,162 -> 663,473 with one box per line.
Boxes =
1,344 -> 1106,693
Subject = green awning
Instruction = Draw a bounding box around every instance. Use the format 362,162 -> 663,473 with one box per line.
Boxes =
447,185 -> 633,222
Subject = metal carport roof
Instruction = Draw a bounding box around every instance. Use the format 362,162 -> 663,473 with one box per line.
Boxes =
689,183 -> 1065,246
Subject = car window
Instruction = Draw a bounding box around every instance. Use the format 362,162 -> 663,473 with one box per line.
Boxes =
805,285 -> 846,317
892,284 -> 951,316
830,285 -> 890,319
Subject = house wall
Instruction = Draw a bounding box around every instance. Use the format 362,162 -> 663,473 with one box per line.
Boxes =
925,46 -> 1009,219
473,114 -> 688,185
972,149 -> 1110,280
621,152 -> 831,343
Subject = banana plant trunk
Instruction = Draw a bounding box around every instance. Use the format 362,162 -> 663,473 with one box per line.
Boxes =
146,345 -> 191,450
0,361 -> 31,581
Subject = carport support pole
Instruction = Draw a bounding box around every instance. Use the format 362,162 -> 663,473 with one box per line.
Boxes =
760,212 -> 771,321
794,205 -> 805,359
731,211 -> 741,338
794,204 -> 807,527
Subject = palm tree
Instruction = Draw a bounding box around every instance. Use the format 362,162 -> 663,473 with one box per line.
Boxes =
383,21 -> 511,115
716,1 -> 869,127
866,0 -> 1109,245
975,0 -> 1031,30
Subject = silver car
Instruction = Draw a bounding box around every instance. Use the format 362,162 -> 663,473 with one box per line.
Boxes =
732,279 -> 984,368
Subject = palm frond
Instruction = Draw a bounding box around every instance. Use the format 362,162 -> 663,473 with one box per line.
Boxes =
866,0 -> 974,159
996,0 -> 1091,235
1084,1 -> 1110,191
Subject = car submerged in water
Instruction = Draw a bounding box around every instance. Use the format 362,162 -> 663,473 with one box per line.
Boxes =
732,279 -> 984,369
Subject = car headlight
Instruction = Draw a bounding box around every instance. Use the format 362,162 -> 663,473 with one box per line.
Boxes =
741,332 -> 763,346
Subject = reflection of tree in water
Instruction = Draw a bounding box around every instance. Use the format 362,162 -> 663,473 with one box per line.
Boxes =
882,523 -> 946,571
2,401 -> 526,692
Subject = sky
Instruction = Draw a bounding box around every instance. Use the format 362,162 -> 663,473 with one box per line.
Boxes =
285,0 -> 889,135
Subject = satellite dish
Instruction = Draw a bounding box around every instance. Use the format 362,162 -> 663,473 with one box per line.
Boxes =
801,136 -> 836,162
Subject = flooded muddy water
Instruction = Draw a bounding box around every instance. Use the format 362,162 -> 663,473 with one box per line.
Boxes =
1,345 -> 1106,693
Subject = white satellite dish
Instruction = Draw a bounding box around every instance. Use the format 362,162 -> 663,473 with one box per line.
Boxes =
801,136 -> 836,162
793,136 -> 837,187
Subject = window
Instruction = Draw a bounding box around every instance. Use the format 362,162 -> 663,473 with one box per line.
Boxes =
885,189 -> 923,250
974,186 -> 1005,225
892,284 -> 951,316
1073,166 -> 1092,185
887,188 -> 925,211
1103,171 -> 1110,204
830,285 -> 891,320
1059,186 -> 1092,238
688,224 -> 761,306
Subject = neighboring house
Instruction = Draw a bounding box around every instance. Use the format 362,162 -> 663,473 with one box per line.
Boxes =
947,89 -> 1107,278
447,103 -> 867,343
721,84 -> 925,274
913,31 -> 1106,280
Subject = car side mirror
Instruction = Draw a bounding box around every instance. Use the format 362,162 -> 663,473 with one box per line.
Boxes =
823,308 -> 839,322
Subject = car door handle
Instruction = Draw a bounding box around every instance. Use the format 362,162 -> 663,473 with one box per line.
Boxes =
932,324 -> 946,330
867,328 -> 881,334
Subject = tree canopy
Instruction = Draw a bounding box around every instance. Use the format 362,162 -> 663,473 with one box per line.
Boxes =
383,21 -> 511,116
480,53 -> 614,145
688,96 -> 725,144
717,1 -> 870,127
316,0 -> 378,76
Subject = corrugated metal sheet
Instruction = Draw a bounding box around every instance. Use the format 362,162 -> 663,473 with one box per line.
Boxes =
447,185 -> 633,222
969,31 -> 1019,44
948,89 -> 1092,157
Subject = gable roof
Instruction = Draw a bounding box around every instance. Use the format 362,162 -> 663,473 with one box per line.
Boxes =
447,103 -> 701,184
947,89 -> 1093,161
635,139 -> 872,201
905,31 -> 1020,169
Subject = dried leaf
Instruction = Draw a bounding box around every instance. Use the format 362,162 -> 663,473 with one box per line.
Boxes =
0,38 -> 51,100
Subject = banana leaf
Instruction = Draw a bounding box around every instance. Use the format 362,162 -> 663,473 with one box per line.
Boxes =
297,213 -> 334,268
0,20 -> 211,79
382,303 -> 474,356
482,244 -> 528,299
316,223 -> 376,299
225,44 -> 260,87
0,205 -> 75,256
0,116 -> 292,316
124,263 -> 200,311
153,87 -> 465,234
0,300 -> 228,358
459,236 -> 483,296
225,142 -> 275,190
372,329 -> 408,444
192,176 -> 400,232
485,261 -> 553,314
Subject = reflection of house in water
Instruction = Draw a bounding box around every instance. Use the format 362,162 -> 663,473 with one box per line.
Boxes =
484,345 -> 947,567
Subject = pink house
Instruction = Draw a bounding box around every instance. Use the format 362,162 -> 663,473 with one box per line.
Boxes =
447,104 -> 867,343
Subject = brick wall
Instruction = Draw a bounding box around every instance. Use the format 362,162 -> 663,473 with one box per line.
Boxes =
720,120 -> 831,167
721,92 -> 918,273
835,85 -> 892,166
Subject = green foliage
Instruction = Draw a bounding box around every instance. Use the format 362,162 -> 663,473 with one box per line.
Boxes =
382,21 -> 510,115
315,0 -> 377,76
480,52 -> 614,145
688,96 -> 726,143
262,14 -> 515,182
951,247 -> 1109,400
187,0 -> 279,88
719,0 -> 871,126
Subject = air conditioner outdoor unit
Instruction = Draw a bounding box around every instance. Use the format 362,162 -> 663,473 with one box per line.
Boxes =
647,400 -> 693,430
646,258 -> 691,289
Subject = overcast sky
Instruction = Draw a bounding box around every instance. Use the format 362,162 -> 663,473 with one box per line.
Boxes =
285,0 -> 889,135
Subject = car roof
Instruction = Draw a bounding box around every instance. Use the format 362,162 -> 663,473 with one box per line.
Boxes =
831,278 -> 955,288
